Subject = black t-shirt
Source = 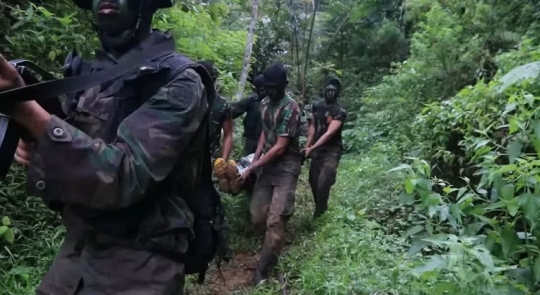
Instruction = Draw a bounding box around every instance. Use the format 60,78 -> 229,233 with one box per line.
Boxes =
311,100 -> 347,148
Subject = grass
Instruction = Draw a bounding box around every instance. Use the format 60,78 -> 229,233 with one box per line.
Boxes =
1,142 -> 434,295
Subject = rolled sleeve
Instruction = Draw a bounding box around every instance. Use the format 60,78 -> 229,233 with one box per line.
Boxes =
332,107 -> 347,122
27,68 -> 207,210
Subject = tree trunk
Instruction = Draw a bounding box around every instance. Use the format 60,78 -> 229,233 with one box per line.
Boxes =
301,0 -> 321,100
235,0 -> 259,101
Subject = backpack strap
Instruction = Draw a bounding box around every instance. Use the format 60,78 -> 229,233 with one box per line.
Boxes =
0,47 -> 175,103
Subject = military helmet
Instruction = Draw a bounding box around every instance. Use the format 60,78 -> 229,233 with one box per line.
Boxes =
72,0 -> 173,11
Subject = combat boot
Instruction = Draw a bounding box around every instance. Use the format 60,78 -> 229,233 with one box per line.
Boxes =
253,250 -> 278,286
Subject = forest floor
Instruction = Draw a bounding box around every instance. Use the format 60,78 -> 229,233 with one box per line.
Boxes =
184,145 -> 411,295
186,175 -> 317,295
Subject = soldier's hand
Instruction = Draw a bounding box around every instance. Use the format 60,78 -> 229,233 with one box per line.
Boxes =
14,139 -> 34,166
301,146 -> 314,158
240,166 -> 253,181
0,54 -> 24,91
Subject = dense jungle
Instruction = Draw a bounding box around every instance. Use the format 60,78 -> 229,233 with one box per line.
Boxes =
1,0 -> 540,294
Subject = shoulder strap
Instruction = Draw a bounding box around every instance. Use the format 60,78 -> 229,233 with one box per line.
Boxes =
0,48 -> 175,103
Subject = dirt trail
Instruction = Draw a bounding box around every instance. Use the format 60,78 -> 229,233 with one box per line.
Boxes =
190,252 -> 258,294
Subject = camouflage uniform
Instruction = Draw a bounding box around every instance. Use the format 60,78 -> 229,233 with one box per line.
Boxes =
309,100 -> 347,216
232,93 -> 262,156
209,95 -> 232,158
251,94 -> 301,269
27,31 -> 209,295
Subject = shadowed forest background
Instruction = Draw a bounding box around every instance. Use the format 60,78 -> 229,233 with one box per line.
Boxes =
1,0 -> 540,294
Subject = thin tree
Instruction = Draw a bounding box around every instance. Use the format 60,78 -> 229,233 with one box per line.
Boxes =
302,0 -> 320,99
235,0 -> 260,101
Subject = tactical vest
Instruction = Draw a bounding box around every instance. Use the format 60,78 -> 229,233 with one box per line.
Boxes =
57,48 -> 228,283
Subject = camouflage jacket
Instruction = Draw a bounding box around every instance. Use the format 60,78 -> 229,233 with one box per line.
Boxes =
311,99 -> 347,149
209,95 -> 231,154
26,31 -> 211,293
260,94 -> 300,156
232,93 -> 262,140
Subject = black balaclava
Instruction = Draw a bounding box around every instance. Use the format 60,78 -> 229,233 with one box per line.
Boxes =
262,63 -> 288,103
253,74 -> 265,99
91,0 -> 154,55
324,76 -> 341,104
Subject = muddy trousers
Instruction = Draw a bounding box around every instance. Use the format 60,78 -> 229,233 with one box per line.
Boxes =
250,158 -> 301,275
309,147 -> 342,217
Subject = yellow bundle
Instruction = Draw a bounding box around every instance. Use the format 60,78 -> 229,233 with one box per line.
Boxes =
213,158 -> 245,195
214,158 -> 227,178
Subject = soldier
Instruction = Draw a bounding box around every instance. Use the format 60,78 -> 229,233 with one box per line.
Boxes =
303,76 -> 347,218
198,60 -> 233,161
4,0 -> 214,294
240,63 -> 301,285
232,74 -> 265,156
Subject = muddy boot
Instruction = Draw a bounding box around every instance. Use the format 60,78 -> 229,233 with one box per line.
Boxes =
253,251 -> 278,286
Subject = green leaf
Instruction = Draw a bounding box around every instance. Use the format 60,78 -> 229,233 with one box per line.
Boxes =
501,184 -> 515,200
405,178 -> 415,194
4,228 -> 14,243
0,225 -> 7,235
518,193 -> 540,226
470,245 -> 495,271
494,164 -> 517,174
509,118 -> 519,134
507,140 -> 523,164
457,187 -> 467,199
496,62 -> 540,94
1,216 -> 10,226
533,120 -> 540,139
485,201 -> 506,211
449,204 -> 463,225
406,225 -> 424,237
48,50 -> 56,61
507,199 -> 520,217
387,164 -> 411,173
534,255 -> 540,284
501,226 -> 520,259
398,193 -> 415,205
412,255 -> 446,277
417,178 -> 432,191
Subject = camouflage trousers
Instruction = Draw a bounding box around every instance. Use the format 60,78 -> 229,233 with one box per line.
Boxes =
37,210 -> 186,295
250,155 -> 301,261
309,146 -> 342,217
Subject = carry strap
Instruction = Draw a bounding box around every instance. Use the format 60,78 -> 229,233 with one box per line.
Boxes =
0,48 -> 175,102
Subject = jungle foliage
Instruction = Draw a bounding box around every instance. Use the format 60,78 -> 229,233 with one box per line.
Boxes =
2,0 -> 540,294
